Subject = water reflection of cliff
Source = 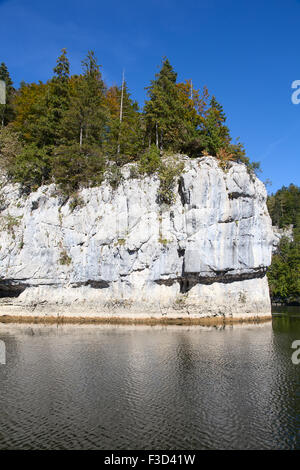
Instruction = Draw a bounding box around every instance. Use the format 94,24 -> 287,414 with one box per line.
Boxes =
0,322 -> 298,449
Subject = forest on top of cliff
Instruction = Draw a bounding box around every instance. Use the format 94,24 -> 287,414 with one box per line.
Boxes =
0,50 -> 260,199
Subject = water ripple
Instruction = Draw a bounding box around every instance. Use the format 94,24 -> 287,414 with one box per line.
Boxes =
0,321 -> 299,449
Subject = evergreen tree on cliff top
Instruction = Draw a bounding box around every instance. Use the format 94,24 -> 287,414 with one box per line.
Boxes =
38,48 -> 71,147
60,50 -> 108,148
104,83 -> 143,164
191,95 -> 249,166
144,58 -> 196,151
201,96 -> 231,155
10,50 -> 71,148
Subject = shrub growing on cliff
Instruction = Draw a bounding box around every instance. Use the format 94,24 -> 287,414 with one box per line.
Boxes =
158,160 -> 184,205
13,144 -> 52,191
52,143 -> 105,194
0,127 -> 23,174
138,145 -> 161,175
138,147 -> 184,205
59,248 -> 72,266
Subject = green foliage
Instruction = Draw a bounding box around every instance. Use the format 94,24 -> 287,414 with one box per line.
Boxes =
138,147 -> 184,205
61,51 -> 108,148
52,143 -> 105,194
0,127 -> 23,173
107,163 -> 123,189
200,96 -> 231,156
268,236 -> 300,304
59,248 -> 72,265
158,159 -> 184,205
158,235 -> 171,246
245,159 -> 261,177
0,53 -> 259,196
12,81 -> 49,144
0,214 -> 21,237
12,144 -> 52,191
69,193 -> 84,212
267,184 -> 300,228
144,58 -> 200,151
267,184 -> 300,304
138,145 -> 161,175
104,84 -> 144,161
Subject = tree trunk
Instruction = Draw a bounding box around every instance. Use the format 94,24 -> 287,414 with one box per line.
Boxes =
79,126 -> 83,148
118,70 -> 125,155
1,105 -> 5,128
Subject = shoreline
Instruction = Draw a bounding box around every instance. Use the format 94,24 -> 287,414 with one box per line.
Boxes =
0,313 -> 272,326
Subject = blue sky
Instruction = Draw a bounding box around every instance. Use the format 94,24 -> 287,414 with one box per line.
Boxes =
0,0 -> 300,192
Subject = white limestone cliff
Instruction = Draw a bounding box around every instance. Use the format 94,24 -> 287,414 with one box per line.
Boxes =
0,156 -> 275,319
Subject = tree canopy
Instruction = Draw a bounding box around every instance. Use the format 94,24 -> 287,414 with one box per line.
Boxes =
0,52 -> 259,195
267,184 -> 300,305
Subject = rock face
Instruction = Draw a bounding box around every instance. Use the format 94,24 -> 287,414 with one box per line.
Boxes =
0,156 -> 275,318
272,224 -> 294,252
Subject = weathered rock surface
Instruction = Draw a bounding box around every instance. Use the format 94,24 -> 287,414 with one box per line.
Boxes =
0,156 -> 275,318
272,224 -> 294,252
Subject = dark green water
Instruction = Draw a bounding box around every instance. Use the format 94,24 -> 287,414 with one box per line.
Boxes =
0,315 -> 299,450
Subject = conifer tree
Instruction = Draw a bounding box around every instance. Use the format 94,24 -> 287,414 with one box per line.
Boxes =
144,58 -> 181,150
200,96 -> 231,155
61,51 -> 107,148
105,83 -> 143,163
144,58 -> 206,152
35,49 -> 71,147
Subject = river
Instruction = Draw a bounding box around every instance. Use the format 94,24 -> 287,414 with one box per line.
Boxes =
0,311 -> 299,449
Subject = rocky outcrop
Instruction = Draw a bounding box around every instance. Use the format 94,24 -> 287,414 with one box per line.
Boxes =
272,224 -> 294,252
0,156 -> 275,319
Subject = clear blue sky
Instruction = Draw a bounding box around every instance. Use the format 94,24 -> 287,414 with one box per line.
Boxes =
1,0 -> 300,192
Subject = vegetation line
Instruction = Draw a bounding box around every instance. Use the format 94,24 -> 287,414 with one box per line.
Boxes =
0,52 -> 259,199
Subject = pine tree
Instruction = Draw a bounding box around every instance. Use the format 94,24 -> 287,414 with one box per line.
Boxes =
144,58 -> 207,152
144,58 -> 182,150
35,49 -> 71,147
175,80 -> 208,154
200,96 -> 231,155
105,82 -> 143,163
61,51 -> 107,148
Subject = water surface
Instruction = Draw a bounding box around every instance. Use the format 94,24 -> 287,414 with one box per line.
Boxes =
0,317 -> 299,450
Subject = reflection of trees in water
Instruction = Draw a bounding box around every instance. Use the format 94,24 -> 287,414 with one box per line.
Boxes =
271,315 -> 300,449
176,333 -> 196,373
272,315 -> 300,335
